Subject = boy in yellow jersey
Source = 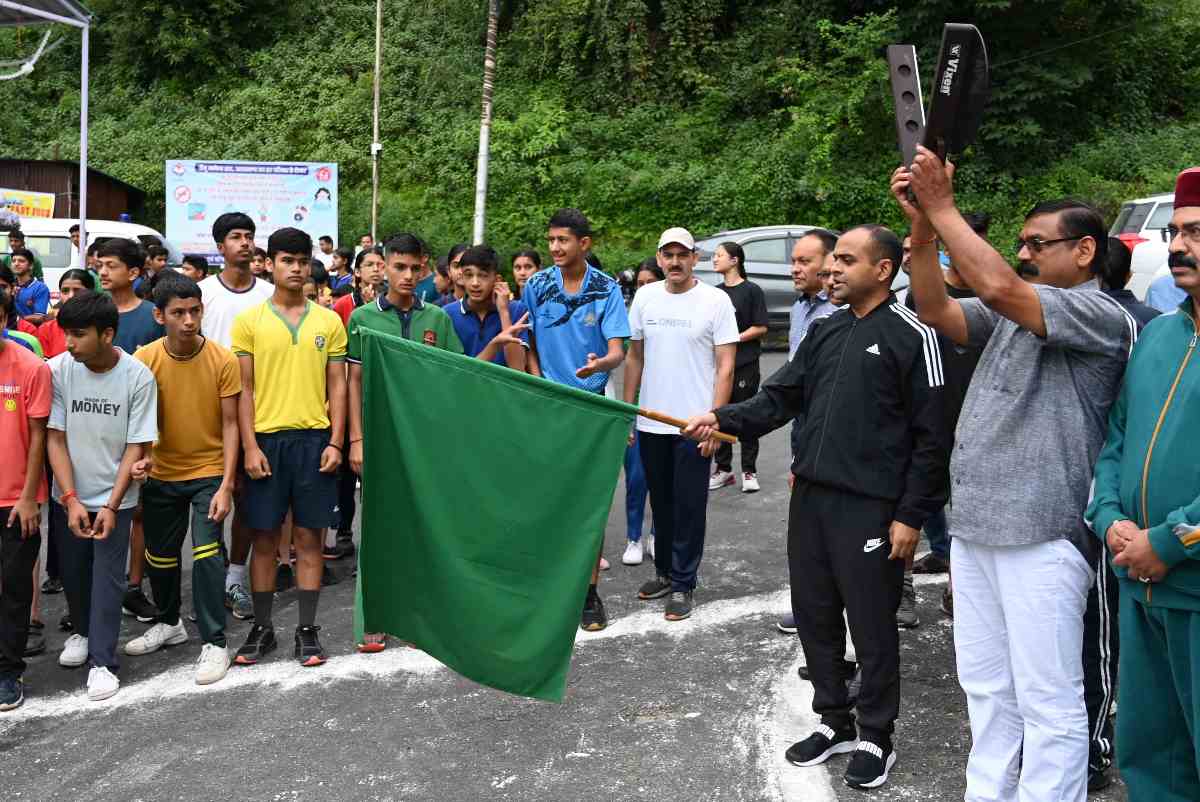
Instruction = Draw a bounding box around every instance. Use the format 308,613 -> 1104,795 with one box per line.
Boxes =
230,228 -> 347,668
128,273 -> 240,685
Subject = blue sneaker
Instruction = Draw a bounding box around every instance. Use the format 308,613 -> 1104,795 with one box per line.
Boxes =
0,677 -> 24,711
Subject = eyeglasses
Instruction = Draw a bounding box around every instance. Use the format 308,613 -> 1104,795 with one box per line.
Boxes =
1163,223 -> 1200,244
1014,235 -> 1084,255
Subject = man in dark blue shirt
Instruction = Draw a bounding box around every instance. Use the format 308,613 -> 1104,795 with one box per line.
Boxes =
444,246 -> 528,370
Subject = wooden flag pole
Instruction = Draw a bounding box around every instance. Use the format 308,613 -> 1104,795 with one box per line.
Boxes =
636,408 -> 737,443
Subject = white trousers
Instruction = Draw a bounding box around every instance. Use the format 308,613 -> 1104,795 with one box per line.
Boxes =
952,538 -> 1094,802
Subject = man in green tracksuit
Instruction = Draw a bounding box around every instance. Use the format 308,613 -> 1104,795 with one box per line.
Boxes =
1087,166 -> 1200,802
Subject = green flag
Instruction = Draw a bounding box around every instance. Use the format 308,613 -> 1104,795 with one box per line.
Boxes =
355,329 -> 636,702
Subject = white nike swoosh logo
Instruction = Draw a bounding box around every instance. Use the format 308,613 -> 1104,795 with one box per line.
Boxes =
863,539 -> 884,553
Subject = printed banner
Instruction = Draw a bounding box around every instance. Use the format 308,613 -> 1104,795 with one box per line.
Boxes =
0,187 -> 55,219
164,160 -> 338,264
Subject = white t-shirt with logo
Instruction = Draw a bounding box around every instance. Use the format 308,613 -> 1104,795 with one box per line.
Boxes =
199,274 -> 275,348
628,279 -> 740,434
48,350 -> 158,510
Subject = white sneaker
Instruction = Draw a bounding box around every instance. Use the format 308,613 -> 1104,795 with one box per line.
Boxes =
709,470 -> 735,491
195,643 -> 231,686
124,620 -> 188,656
645,533 -> 655,561
86,666 -> 119,701
742,472 -> 761,493
59,634 -> 89,667
622,539 -> 644,566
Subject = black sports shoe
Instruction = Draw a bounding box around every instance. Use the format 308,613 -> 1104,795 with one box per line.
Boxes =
321,544 -> 343,561
41,577 -> 63,594
637,574 -> 671,600
23,621 -> 46,657
785,724 -> 858,767
58,613 -> 73,632
580,587 -> 608,632
844,741 -> 896,789
1087,764 -> 1112,792
122,584 -> 159,623
276,563 -> 295,592
295,625 -> 327,667
234,624 -> 277,665
336,531 -> 356,558
912,552 -> 950,574
664,590 -> 693,621
940,586 -> 954,618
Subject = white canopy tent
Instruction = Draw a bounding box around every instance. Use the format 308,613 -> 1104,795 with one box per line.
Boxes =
0,1 -> 93,245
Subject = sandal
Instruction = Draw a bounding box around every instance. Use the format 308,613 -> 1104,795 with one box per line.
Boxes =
356,633 -> 387,654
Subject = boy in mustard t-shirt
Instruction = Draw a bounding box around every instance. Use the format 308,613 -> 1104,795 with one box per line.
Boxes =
231,228 -> 347,668
129,273 -> 241,686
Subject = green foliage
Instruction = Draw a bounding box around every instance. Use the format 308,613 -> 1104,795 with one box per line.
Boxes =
0,0 -> 1197,270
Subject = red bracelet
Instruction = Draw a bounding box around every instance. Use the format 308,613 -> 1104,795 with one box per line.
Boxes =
58,489 -> 77,506
911,236 -> 937,247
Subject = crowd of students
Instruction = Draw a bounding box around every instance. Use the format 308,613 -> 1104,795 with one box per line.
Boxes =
2,160 -> 1199,799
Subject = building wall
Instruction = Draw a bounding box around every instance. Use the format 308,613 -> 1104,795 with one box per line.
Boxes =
0,161 -> 144,221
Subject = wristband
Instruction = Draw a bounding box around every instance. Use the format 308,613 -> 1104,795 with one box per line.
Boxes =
911,236 -> 937,247
326,442 -> 343,453
350,438 -> 363,444
58,489 -> 77,506
102,503 -> 118,513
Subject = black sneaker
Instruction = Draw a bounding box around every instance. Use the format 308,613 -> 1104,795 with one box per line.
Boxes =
276,563 -> 295,592
58,614 -> 73,632
234,624 -> 277,665
785,724 -> 858,767
664,590 -> 693,621
844,741 -> 896,790
321,544 -> 343,561
940,586 -> 954,618
336,531 -> 356,558
295,625 -> 327,667
1087,764 -> 1112,792
41,577 -> 63,594
580,587 -> 608,632
912,552 -> 950,574
23,621 -> 46,657
637,574 -> 671,600
122,585 -> 159,623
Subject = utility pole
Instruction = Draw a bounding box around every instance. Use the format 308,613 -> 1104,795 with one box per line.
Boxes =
370,0 -> 383,243
471,0 -> 498,245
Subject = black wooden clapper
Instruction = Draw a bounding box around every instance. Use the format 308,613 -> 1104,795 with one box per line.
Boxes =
918,23 -> 990,161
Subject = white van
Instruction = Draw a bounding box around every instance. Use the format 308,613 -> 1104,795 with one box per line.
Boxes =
0,217 -> 181,299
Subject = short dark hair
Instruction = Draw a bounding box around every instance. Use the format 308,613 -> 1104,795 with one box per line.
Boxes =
152,271 -> 203,311
333,246 -> 355,264
58,291 -> 119,336
512,249 -> 542,269
309,260 -> 329,286
318,235 -> 333,245
962,212 -> 991,237
435,257 -> 451,279
0,265 -> 12,285
1102,236 -> 1132,290
212,212 -> 256,244
146,244 -> 169,260
717,241 -> 747,279
459,245 -> 499,273
0,287 -> 10,325
8,247 -> 34,265
637,257 -> 665,281
181,254 -> 209,275
415,235 -> 431,257
385,234 -> 424,260
446,242 -> 470,265
97,237 -> 146,270
86,242 -> 100,257
845,225 -> 903,283
1025,198 -> 1108,274
800,228 -> 839,258
59,268 -> 96,290
253,247 -> 267,259
69,224 -> 80,234
267,227 -> 313,259
8,229 -> 23,242
548,208 -> 591,239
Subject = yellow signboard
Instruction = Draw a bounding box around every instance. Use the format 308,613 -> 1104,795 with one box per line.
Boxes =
0,187 -> 55,219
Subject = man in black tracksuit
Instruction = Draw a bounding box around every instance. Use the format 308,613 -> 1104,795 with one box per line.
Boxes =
685,225 -> 951,790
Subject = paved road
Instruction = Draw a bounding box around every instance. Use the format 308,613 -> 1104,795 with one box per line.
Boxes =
0,353 -> 1127,801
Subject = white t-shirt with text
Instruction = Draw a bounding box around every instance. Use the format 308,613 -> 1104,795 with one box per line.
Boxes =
628,279 -> 740,434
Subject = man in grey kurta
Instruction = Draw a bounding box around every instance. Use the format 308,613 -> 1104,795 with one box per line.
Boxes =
892,147 -> 1136,802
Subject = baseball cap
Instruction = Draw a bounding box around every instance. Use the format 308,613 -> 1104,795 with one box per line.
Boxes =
657,227 -> 695,251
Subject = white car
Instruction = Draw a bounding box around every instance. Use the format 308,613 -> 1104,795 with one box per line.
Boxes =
1109,192 -> 1173,299
0,217 -> 181,300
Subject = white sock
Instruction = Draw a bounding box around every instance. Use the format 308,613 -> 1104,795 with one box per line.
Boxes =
226,563 -> 246,590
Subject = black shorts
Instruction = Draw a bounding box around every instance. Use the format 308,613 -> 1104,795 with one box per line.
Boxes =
241,429 -> 338,531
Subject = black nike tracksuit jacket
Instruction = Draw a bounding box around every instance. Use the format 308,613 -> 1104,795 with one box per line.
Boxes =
715,296 -> 952,530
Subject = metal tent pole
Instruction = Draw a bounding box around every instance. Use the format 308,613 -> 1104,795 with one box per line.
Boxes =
78,21 -> 88,257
